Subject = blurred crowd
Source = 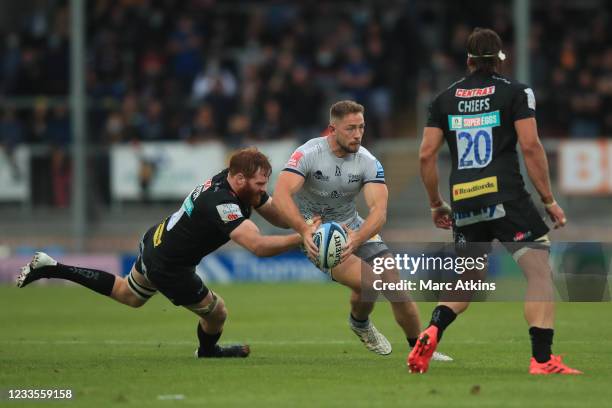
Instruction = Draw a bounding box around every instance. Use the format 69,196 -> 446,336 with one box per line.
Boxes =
1,0 -> 611,154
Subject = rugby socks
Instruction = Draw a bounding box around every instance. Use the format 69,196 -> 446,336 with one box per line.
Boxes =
429,305 -> 457,341
408,337 -> 417,348
34,263 -> 115,296
529,327 -> 554,363
349,314 -> 370,329
197,323 -> 222,356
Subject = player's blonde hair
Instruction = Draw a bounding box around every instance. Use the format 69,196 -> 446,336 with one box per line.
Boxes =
329,100 -> 364,123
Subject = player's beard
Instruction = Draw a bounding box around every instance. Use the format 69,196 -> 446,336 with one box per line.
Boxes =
238,187 -> 263,207
337,138 -> 360,153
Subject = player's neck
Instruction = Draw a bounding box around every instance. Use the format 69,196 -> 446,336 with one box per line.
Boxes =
327,135 -> 350,158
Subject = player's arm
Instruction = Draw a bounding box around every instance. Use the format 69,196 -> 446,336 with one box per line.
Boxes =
273,171 -> 319,259
356,182 -> 388,242
255,197 -> 291,229
419,127 -> 452,229
229,219 -> 303,257
515,117 -> 566,228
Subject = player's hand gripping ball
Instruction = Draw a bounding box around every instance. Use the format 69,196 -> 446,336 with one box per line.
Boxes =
312,222 -> 348,269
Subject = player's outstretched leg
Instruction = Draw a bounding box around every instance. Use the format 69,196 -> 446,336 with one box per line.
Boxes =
17,252 -> 115,296
17,252 -> 154,308
189,292 -> 250,358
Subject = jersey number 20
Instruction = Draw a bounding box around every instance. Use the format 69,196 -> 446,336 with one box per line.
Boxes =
457,128 -> 493,169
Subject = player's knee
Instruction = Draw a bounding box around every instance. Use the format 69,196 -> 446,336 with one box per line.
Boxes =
125,295 -> 147,308
113,277 -> 149,308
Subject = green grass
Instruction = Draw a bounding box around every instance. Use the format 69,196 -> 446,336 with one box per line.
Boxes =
1,283 -> 611,407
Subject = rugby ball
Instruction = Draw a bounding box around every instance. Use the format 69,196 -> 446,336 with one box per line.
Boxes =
312,222 -> 348,269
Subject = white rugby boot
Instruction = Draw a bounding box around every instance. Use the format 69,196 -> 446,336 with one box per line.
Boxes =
432,351 -> 454,361
350,321 -> 393,356
16,252 -> 58,288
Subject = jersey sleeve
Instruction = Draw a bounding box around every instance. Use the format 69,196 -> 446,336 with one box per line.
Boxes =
363,156 -> 386,184
282,146 -> 312,178
254,191 -> 270,209
425,95 -> 445,129
206,193 -> 247,236
511,85 -> 536,121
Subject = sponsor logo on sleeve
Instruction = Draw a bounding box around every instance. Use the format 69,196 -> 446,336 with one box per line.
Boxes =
524,88 -> 536,110
287,151 -> 304,168
452,176 -> 498,201
375,160 -> 385,178
203,179 -> 212,191
455,86 -> 496,98
216,203 -> 243,223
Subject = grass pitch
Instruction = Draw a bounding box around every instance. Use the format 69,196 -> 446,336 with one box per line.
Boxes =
1,283 -> 611,407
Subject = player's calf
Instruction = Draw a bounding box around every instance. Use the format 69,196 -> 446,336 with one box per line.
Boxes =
187,292 -> 248,358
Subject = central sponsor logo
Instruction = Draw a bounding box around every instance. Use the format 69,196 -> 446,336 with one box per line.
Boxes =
452,176 -> 498,201
313,170 -> 329,181
449,111 -> 500,130
335,166 -> 341,176
455,86 -> 495,98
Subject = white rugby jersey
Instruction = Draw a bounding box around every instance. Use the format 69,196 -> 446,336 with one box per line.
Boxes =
282,136 -> 385,227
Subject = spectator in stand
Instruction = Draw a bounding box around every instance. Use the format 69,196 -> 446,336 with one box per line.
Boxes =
47,104 -> 71,208
139,99 -> 166,141
253,98 -> 292,140
0,107 -> 25,181
338,45 -> 372,105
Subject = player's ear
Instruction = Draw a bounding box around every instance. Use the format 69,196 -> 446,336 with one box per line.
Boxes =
236,173 -> 246,187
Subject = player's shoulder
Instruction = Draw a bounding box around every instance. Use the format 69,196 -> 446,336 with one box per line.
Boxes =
295,136 -> 327,155
436,76 -> 468,100
491,74 -> 531,92
356,145 -> 379,162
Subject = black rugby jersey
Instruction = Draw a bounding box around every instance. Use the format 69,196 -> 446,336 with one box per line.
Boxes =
427,71 -> 536,211
144,168 -> 269,266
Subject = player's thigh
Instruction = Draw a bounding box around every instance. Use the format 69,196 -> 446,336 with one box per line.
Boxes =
331,255 -> 369,292
494,197 -> 550,256
146,264 -> 210,308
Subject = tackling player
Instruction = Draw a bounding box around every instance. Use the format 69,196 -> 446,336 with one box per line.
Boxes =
408,28 -> 581,374
274,100 -> 451,360
17,148 -> 314,358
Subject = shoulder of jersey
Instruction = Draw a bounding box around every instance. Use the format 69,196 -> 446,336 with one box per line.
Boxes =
491,74 -> 528,91
356,145 -> 378,161
298,136 -> 327,155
